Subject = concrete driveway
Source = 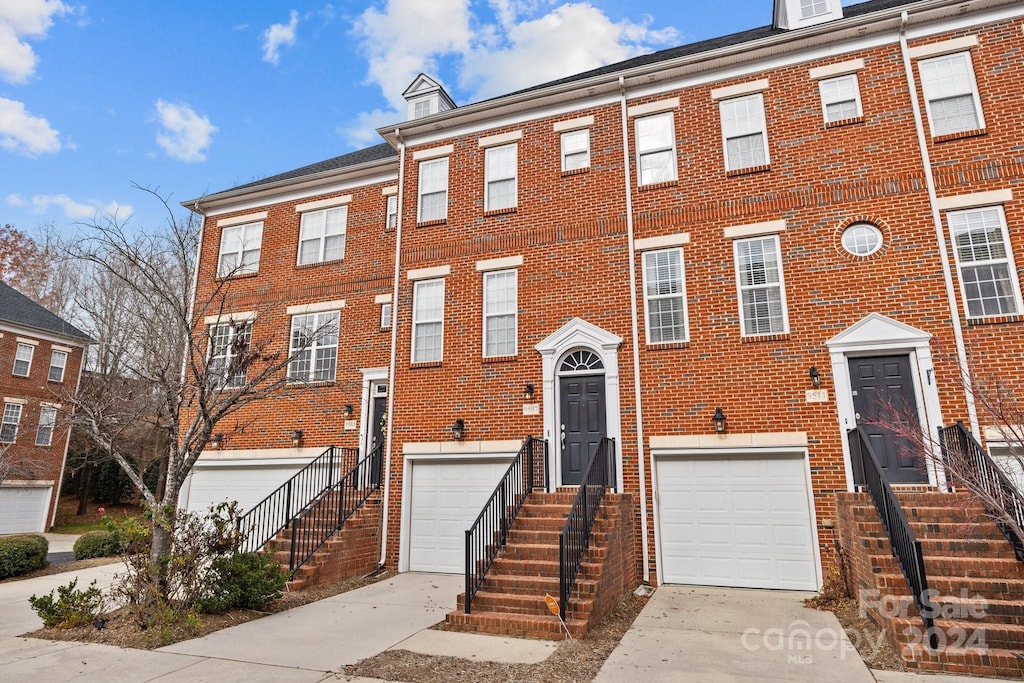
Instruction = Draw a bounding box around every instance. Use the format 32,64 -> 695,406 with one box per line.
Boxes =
595,585 -> 876,683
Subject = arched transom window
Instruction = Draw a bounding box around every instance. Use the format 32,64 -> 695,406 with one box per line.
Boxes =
558,349 -> 604,374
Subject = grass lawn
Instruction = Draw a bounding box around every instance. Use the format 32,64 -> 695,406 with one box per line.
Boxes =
50,497 -> 144,534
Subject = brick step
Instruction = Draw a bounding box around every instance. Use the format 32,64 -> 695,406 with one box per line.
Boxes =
445,609 -> 587,640
869,554 -> 1024,579
506,528 -> 563,544
856,535 -> 1017,559
901,643 -> 1024,678
903,506 -> 991,523
891,617 -> 1024,651
517,503 -> 573,517
500,543 -> 561,561
887,594 -> 1024,626
476,572 -> 598,596
514,516 -> 574,531
894,493 -> 972,504
876,572 -> 1024,597
911,522 -> 1008,540
489,556 -> 601,578
456,589 -> 594,617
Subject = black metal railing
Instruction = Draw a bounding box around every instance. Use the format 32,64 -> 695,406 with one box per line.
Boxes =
848,427 -> 938,650
464,436 -> 547,614
558,437 -> 615,620
938,422 -> 1024,562
287,442 -> 384,572
237,445 -> 359,554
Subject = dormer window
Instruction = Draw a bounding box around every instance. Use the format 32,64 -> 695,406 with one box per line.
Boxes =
774,0 -> 842,29
800,0 -> 828,18
413,99 -> 432,119
403,73 -> 456,122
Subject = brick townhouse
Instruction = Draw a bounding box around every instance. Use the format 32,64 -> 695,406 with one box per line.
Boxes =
0,282 -> 90,534
183,0 -> 1024,615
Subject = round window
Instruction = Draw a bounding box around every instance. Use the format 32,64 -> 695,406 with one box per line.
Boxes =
841,223 -> 882,256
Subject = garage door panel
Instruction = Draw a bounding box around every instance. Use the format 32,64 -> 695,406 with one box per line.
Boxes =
0,487 -> 51,534
657,454 -> 817,590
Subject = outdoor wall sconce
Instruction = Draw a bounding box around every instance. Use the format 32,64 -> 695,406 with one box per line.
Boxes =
524,383 -> 535,400
344,404 -> 354,418
291,429 -> 304,447
450,418 -> 466,440
712,407 -> 727,434
210,433 -> 224,449
809,366 -> 821,388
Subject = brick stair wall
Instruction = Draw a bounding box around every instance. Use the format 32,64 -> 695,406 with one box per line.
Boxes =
445,491 -> 636,640
264,490 -> 383,591
836,491 -> 1024,678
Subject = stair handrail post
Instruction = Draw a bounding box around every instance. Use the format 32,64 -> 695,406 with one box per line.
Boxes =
284,479 -> 293,530
526,435 -> 534,494
465,528 -> 473,614
559,535 -> 567,620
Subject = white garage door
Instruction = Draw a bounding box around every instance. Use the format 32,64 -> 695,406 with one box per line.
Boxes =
185,464 -> 305,515
0,486 -> 51,534
656,454 -> 817,590
408,459 -> 511,573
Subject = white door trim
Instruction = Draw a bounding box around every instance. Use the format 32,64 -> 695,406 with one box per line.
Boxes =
535,317 -> 623,490
360,367 -> 388,456
826,314 -> 945,490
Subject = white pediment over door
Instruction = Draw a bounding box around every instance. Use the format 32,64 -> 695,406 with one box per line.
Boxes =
826,313 -> 931,353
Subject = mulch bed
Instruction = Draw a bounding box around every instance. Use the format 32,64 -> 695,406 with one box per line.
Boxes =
1,557 -> 120,583
805,592 -> 904,672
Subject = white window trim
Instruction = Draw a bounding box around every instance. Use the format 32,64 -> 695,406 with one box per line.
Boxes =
553,115 -> 594,132
216,211 -> 267,228
723,219 -> 787,240
484,143 -> 518,212
412,145 -> 453,161
710,79 -> 769,102
1,402 -> 22,443
35,405 -> 57,447
411,278 -> 445,364
634,233 -> 690,251
208,321 -> 252,389
286,299 -> 346,315
407,265 -> 451,281
476,255 -> 523,272
13,342 -> 34,377
627,98 -> 679,118
818,73 -> 863,124
734,235 -> 790,337
296,205 -> 348,266
641,248 -> 689,345
907,35 -> 979,60
48,349 -> 68,383
560,129 -> 590,173
287,310 -> 340,383
417,157 -> 449,223
946,205 -> 1023,320
217,221 -> 263,277
809,58 -> 865,80
720,93 -> 770,172
294,195 -> 352,213
936,189 -> 1013,212
386,194 -> 398,230
478,130 -> 522,148
635,111 -> 678,186
482,269 -> 518,358
918,51 -> 985,137
380,302 -> 393,330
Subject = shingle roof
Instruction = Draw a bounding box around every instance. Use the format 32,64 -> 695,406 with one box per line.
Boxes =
0,281 -> 92,342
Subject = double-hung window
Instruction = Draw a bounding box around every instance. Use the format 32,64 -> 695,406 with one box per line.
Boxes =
918,52 -> 984,137
819,74 -> 862,124
13,343 -> 34,376
380,303 -> 392,330
412,279 -> 444,363
217,222 -> 263,276
209,322 -> 252,388
288,311 -> 339,382
561,129 -> 590,172
947,206 -> 1021,318
36,406 -> 57,446
735,236 -> 788,336
720,94 -> 769,172
0,403 -> 22,443
643,249 -> 688,344
48,349 -> 68,382
635,112 -> 676,186
801,0 -> 828,17
483,270 -> 517,357
418,158 -> 449,222
386,195 -> 398,230
298,206 -> 347,265
485,144 -> 517,211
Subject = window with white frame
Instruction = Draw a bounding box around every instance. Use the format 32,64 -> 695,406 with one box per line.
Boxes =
418,158 -> 449,222
801,0 -> 828,17
217,222 -> 263,276
412,279 -> 444,363
0,403 -> 21,443
819,74 -> 862,123
635,112 -> 676,186
380,303 -> 392,330
298,206 -> 347,265
485,144 -> 517,211
288,311 -> 339,382
561,129 -> 590,172
735,235 -> 788,335
720,94 -> 769,172
208,322 -> 252,388
413,99 -> 432,119
643,249 -> 688,344
48,349 -> 68,382
483,269 -> 517,357
918,52 -> 984,137
386,195 -> 398,230
947,206 -> 1021,318
36,406 -> 57,446
13,343 -> 34,376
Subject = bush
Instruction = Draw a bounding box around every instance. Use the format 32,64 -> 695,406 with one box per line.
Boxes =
0,534 -> 48,579
73,530 -> 124,560
195,552 -> 288,614
28,578 -> 105,628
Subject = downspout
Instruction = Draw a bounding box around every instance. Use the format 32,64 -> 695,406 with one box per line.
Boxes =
49,345 -> 87,529
176,203 -> 207,509
380,129 -> 405,567
619,75 -> 651,583
898,11 -> 980,440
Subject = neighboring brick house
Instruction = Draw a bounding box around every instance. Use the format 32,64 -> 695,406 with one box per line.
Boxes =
0,282 -> 90,534
183,0 -> 1024,594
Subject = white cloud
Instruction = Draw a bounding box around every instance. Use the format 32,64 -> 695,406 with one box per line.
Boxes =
262,10 -> 299,65
0,0 -> 68,83
343,0 -> 676,145
0,97 -> 60,156
7,193 -> 133,221
154,99 -> 217,163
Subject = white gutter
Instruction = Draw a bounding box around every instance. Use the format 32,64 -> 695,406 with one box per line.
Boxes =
898,11 -> 979,438
380,129 -> 406,566
618,76 -> 650,583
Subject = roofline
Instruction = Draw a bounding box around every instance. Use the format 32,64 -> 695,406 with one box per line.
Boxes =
378,0 -> 1004,145
183,152 -> 398,214
0,319 -> 93,346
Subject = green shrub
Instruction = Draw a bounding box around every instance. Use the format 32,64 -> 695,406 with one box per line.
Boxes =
72,530 -> 124,560
28,578 -> 105,628
0,534 -> 48,579
195,552 -> 287,614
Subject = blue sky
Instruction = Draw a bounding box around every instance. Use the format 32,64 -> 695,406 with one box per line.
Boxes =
1,1 -> 844,233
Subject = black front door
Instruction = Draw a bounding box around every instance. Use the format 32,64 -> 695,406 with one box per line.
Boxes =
849,355 -> 929,484
368,395 -> 386,487
559,374 -> 606,485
